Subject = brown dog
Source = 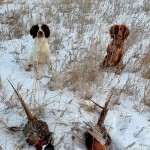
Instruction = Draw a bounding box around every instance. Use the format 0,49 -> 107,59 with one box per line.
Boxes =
102,24 -> 130,74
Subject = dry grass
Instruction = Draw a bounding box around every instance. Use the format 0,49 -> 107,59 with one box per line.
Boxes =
0,0 -> 150,149
0,75 -> 2,90
142,0 -> 150,13
47,50 -> 102,94
141,50 -> 150,79
63,0 -> 73,4
0,0 -> 3,5
63,51 -> 101,92
143,98 -> 150,107
141,81 -> 150,108
142,50 -> 150,65
0,0 -> 149,105
1,10 -> 28,40
31,104 -> 46,118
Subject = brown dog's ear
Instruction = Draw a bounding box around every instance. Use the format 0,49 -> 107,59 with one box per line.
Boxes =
30,25 -> 39,38
109,25 -> 119,39
122,24 -> 130,40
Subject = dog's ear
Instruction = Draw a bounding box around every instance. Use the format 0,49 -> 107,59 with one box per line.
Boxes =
41,24 -> 50,38
30,25 -> 39,38
109,25 -> 119,39
122,24 -> 130,40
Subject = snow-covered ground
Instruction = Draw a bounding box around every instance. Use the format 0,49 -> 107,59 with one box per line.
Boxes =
0,0 -> 150,149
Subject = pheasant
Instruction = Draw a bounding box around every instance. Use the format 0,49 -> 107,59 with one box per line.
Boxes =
72,97 -> 112,150
7,79 -> 54,150
84,99 -> 111,150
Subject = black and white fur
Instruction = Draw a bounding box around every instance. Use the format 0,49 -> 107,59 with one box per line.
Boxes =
26,24 -> 52,79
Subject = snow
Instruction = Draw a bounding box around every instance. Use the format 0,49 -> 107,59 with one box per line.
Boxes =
0,0 -> 150,150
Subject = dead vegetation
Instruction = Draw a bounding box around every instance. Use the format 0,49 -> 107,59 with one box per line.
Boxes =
0,0 -> 149,109
0,0 -> 150,149
142,0 -> 150,13
141,49 -> 150,79
0,0 -> 3,5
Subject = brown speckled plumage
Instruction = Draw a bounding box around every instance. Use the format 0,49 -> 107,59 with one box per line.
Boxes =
85,98 -> 112,150
7,79 -> 54,150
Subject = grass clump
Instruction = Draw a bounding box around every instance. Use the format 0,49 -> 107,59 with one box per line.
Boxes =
0,0 -> 3,5
141,50 -> 150,79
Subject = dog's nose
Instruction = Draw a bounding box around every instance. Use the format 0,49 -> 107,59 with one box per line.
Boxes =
118,32 -> 122,39
38,31 -> 44,37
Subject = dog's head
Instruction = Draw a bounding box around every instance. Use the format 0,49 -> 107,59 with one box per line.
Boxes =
30,24 -> 50,39
109,24 -> 130,40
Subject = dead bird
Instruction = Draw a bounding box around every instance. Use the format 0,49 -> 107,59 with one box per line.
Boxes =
7,79 -> 54,150
84,97 -> 112,150
72,97 -> 112,150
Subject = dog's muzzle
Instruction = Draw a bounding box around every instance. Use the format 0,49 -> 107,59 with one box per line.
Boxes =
37,31 -> 44,37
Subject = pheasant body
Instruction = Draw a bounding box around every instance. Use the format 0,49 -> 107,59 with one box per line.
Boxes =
7,79 -> 54,150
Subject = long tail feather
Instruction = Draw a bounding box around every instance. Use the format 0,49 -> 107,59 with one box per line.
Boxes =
7,79 -> 35,121
97,90 -> 114,125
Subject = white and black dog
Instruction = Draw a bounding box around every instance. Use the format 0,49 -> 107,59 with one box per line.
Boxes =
26,24 -> 52,79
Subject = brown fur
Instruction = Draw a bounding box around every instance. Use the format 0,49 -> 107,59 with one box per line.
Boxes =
7,79 -> 54,150
102,24 -> 130,75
